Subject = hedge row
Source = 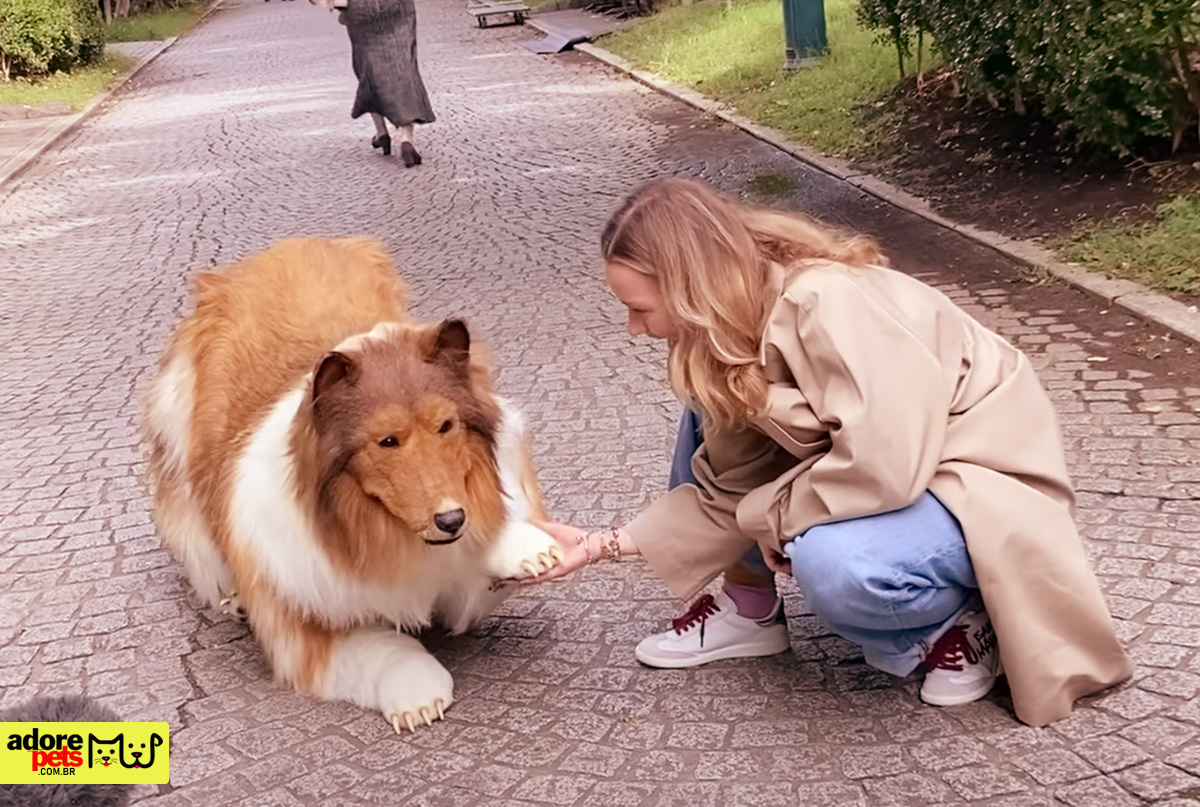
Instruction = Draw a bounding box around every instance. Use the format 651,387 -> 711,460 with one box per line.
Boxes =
857,0 -> 1200,156
0,0 -> 104,79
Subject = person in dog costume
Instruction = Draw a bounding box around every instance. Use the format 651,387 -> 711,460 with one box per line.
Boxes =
535,176 -> 1132,727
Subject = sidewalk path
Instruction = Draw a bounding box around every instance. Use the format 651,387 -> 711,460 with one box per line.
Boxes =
0,40 -> 172,188
1,0 -> 1199,805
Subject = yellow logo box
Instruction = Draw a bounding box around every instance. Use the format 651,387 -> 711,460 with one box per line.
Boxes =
1,723 -> 169,784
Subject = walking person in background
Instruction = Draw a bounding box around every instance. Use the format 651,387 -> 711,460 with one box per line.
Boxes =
316,0 -> 435,166
532,175 -> 1132,727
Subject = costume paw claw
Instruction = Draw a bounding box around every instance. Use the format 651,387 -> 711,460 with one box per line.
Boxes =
516,548 -> 562,579
488,522 -> 562,581
219,591 -> 248,622
518,546 -> 563,578
389,698 -> 447,733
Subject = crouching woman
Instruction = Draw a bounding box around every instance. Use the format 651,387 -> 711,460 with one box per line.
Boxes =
535,176 -> 1132,727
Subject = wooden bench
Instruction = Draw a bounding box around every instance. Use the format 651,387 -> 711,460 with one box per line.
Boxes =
467,0 -> 527,27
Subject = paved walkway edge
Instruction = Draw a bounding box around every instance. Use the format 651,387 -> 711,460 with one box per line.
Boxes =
0,39 -> 173,190
564,37 -> 1200,347
0,0 -> 224,192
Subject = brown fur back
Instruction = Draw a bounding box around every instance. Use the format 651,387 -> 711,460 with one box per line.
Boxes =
171,237 -> 409,509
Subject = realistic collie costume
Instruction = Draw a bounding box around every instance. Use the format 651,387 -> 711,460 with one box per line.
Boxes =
143,237 -> 561,732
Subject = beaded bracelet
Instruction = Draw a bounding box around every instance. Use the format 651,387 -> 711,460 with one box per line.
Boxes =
598,526 -> 622,561
575,527 -> 623,564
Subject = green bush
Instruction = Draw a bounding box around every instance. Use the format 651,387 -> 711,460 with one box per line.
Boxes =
855,0 -> 1200,155
923,0 -> 1016,99
1011,0 -> 1193,154
69,0 -> 103,64
0,0 -> 105,80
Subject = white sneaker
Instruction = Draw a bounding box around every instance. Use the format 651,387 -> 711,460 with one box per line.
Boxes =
919,609 -> 1002,707
635,589 -> 790,668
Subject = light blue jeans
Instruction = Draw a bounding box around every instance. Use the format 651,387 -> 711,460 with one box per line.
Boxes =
671,410 -> 979,676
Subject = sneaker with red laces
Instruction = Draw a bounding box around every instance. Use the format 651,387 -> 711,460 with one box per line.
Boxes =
634,589 -> 790,668
919,609 -> 1003,707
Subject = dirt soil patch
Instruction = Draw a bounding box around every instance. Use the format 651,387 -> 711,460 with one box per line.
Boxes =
852,70 -> 1200,248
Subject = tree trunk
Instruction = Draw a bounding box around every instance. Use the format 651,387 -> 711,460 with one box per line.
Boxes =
893,23 -> 905,78
1169,25 -> 1200,151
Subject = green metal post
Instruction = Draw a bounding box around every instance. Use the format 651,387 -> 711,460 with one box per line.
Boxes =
782,0 -> 827,69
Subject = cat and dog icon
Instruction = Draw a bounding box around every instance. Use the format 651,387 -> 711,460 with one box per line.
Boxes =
89,733 -> 164,769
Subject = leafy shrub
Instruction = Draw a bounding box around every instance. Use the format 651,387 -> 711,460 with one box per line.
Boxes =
0,0 -> 105,80
1011,0 -> 1194,154
923,0 -> 1015,100
855,0 -> 1200,155
68,0 -> 103,64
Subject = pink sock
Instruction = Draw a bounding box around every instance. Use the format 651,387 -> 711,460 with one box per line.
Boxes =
724,582 -> 778,619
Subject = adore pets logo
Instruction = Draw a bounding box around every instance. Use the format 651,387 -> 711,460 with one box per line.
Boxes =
0,722 -> 169,784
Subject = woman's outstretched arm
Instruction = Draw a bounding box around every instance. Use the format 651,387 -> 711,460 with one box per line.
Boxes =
521,523 -> 640,583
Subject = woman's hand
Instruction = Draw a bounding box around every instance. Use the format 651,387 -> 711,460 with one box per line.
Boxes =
523,521 -> 591,583
761,543 -> 792,575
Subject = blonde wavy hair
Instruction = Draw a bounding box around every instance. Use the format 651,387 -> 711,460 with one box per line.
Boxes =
600,176 -> 886,428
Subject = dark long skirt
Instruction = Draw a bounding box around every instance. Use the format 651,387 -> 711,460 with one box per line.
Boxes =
344,0 -> 435,126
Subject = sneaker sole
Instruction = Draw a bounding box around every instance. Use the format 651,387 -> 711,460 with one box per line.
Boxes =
635,637 -> 791,669
920,675 -> 999,707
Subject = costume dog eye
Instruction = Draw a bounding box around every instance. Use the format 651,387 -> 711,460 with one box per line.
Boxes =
378,436 -> 400,448
438,419 -> 454,434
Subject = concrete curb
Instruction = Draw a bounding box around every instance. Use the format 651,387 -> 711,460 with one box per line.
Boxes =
0,0 -> 223,191
570,40 -> 1200,346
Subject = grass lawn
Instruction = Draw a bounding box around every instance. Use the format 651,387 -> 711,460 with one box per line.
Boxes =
106,0 -> 209,42
601,0 -> 927,155
0,53 -> 137,110
1059,194 -> 1200,295
0,1 -> 207,111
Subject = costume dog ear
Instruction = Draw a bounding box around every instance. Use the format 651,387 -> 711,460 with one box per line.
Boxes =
313,351 -> 358,402
428,319 -> 471,376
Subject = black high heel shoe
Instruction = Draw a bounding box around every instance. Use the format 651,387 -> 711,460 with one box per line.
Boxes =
400,141 -> 422,168
371,134 -> 391,156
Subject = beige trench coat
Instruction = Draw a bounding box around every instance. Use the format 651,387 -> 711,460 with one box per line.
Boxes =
626,260 -> 1132,726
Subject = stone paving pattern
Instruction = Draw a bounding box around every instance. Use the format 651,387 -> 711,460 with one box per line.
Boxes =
1,0 -> 1200,804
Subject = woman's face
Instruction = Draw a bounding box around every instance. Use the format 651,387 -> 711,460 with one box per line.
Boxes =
605,261 -> 677,341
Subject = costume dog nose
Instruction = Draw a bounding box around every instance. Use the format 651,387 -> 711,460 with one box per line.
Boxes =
434,508 -> 465,535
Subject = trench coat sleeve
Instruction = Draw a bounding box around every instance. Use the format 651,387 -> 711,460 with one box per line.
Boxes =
736,281 -> 954,548
624,424 -> 799,600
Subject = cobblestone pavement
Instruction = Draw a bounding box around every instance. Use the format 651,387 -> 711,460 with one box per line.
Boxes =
2,0 -> 1200,804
